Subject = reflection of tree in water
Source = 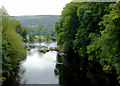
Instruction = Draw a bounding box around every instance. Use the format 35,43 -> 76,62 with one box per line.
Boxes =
55,53 -> 119,86
3,62 -> 27,86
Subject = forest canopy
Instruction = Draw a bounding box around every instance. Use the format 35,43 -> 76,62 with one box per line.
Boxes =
55,1 -> 120,80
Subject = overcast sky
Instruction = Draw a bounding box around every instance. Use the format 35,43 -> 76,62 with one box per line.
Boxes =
2,0 -> 72,16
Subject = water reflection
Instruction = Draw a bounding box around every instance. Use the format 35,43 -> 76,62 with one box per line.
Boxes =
55,53 -> 119,86
19,43 -> 58,84
3,42 -> 59,86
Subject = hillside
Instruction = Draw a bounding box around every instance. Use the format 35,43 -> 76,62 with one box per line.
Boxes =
10,15 -> 61,28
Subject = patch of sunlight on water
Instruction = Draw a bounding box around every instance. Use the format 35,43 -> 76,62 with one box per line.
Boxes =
19,42 -> 58,84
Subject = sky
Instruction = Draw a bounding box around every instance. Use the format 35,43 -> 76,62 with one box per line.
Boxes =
2,0 -> 72,16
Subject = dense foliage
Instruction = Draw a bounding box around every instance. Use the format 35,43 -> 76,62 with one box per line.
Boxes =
55,1 -> 120,82
1,8 -> 26,83
55,2 -> 81,53
25,25 -> 56,42
87,2 -> 120,77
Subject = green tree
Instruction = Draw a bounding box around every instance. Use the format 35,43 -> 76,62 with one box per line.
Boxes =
29,34 -> 35,43
2,16 -> 26,67
38,24 -> 44,35
55,1 -> 120,85
74,2 -> 111,56
1,7 -> 26,83
87,2 -> 120,77
45,29 -> 51,42
2,37 -> 12,81
55,2 -> 81,53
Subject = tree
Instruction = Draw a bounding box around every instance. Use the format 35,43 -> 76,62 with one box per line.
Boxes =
55,1 -> 120,84
55,2 -> 81,53
29,34 -> 35,43
87,2 -> 120,78
38,24 -> 44,36
74,2 -> 111,56
1,7 -> 26,83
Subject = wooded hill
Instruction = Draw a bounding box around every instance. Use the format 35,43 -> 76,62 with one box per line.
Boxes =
10,15 -> 61,28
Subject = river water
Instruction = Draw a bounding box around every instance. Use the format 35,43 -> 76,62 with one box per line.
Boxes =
20,44 -> 58,84
20,42 -> 59,84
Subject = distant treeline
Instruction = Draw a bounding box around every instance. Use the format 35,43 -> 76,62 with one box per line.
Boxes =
55,1 -> 120,81
25,24 -> 56,43
10,15 -> 61,28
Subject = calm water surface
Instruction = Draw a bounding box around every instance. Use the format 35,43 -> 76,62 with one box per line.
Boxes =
19,42 -> 59,84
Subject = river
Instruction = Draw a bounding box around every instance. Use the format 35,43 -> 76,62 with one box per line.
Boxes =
4,42 -> 59,86
20,42 -> 58,84
3,42 -> 119,86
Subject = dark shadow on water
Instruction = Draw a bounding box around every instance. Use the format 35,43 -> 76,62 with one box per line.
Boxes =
2,51 -> 119,86
55,53 -> 119,86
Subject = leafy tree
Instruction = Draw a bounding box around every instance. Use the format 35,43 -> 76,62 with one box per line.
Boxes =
2,37 -> 12,81
55,1 -> 120,84
74,2 -> 111,56
38,24 -> 44,35
25,26 -> 35,42
87,2 -> 120,78
21,27 -> 28,42
29,34 -> 35,43
8,19 -> 28,42
1,7 -> 26,83
45,29 -> 51,42
0,8 -> 2,83
55,2 -> 81,53
2,16 -> 26,66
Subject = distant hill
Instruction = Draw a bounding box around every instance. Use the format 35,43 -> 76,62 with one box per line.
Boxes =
10,15 -> 61,28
